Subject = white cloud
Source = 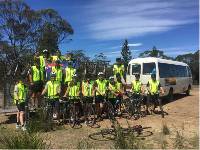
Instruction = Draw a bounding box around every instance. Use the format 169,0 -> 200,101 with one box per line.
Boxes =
109,42 -> 142,49
128,43 -> 143,47
81,0 -> 198,40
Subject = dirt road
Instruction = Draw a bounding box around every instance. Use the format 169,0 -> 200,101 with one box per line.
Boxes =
0,86 -> 199,148
46,86 -> 199,148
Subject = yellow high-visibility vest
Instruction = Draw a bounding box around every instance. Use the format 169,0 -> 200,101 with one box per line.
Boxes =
132,80 -> 142,94
47,81 -> 60,99
148,79 -> 160,94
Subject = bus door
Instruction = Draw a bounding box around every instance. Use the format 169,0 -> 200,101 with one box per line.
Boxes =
141,62 -> 157,86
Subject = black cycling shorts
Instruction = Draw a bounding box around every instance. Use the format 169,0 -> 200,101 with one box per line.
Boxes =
31,81 -> 43,93
95,95 -> 104,103
83,97 -> 93,103
16,102 -> 25,112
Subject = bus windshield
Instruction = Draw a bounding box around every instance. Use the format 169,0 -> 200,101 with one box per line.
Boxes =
143,62 -> 156,75
132,64 -> 141,74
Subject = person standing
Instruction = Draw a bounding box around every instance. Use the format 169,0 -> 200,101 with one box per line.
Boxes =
14,78 -> 28,131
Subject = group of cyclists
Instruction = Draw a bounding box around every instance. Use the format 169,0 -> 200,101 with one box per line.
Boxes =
13,49 -> 164,131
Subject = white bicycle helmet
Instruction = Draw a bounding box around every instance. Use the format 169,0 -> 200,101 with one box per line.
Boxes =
98,72 -> 104,76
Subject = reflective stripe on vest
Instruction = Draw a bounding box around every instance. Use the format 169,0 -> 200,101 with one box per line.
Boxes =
32,66 -> 41,82
108,83 -> 117,98
68,83 -> 80,99
149,79 -> 159,94
65,67 -> 76,82
14,82 -> 26,104
39,56 -> 45,68
132,80 -> 142,94
113,64 -> 124,76
47,81 -> 60,99
115,81 -> 122,91
96,79 -> 107,96
82,81 -> 93,97
52,66 -> 62,82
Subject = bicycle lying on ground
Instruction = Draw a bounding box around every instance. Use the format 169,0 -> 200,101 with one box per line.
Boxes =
88,124 -> 153,141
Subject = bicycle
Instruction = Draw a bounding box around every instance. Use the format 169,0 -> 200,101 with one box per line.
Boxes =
102,93 -> 116,123
59,98 -> 69,124
42,96 -> 60,127
146,91 -> 165,118
123,92 -> 145,120
88,124 -> 153,141
82,97 -> 97,127
67,96 -> 81,128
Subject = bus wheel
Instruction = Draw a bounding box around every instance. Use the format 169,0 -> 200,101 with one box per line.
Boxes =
167,88 -> 173,102
186,85 -> 191,96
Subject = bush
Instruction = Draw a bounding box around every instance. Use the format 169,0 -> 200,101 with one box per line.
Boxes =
77,139 -> 94,149
173,131 -> 185,149
27,108 -> 55,133
113,122 -> 144,149
162,123 -> 170,135
0,128 -> 50,149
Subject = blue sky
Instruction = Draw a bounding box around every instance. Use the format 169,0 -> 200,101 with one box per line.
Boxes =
26,0 -> 199,63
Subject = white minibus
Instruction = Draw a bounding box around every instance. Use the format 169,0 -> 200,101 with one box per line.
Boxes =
126,57 -> 192,100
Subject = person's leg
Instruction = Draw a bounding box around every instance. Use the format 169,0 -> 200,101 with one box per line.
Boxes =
20,111 -> 25,127
146,94 -> 151,114
54,99 -> 60,120
16,110 -> 20,129
99,96 -> 104,118
157,94 -> 164,118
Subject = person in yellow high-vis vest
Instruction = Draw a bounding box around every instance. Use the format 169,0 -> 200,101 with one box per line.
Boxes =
51,50 -> 60,63
82,74 -> 94,103
64,61 -> 76,87
108,76 -> 118,107
94,72 -> 108,120
113,58 -> 125,79
81,74 -> 95,124
64,74 -> 80,101
14,78 -> 27,131
63,74 -> 81,120
41,72 -> 61,120
146,73 -> 165,118
29,58 -> 43,108
51,60 -> 63,83
131,74 -> 144,98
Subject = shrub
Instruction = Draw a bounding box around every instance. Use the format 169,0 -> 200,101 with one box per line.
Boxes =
77,139 -> 94,149
173,130 -> 185,149
0,128 -> 50,149
113,122 -> 144,149
162,124 -> 170,135
27,108 -> 55,133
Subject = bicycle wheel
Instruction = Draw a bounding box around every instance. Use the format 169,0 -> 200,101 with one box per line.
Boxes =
120,99 -> 132,119
86,103 -> 97,127
148,99 -> 156,115
105,101 -> 115,121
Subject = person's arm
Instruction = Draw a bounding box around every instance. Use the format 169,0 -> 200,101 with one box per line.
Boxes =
14,85 -> 18,101
159,83 -> 164,94
28,68 -> 33,85
41,83 -> 48,96
63,86 -> 70,97
146,82 -> 150,93
141,84 -> 144,94
130,82 -> 133,92
95,87 -> 103,96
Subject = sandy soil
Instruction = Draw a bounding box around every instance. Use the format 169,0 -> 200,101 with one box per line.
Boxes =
0,86 -> 199,149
